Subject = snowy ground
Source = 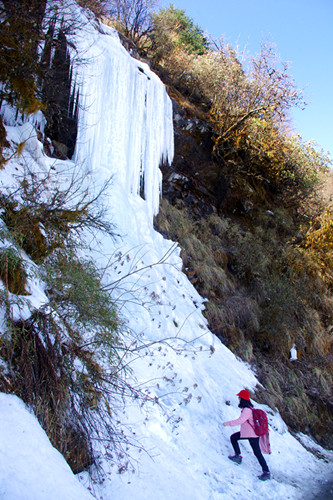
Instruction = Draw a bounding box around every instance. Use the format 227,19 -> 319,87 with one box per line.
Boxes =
0,2 -> 332,499
0,394 -> 94,500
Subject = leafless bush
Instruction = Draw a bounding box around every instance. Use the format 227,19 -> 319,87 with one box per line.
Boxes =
0,164 -> 116,263
107,0 -> 160,48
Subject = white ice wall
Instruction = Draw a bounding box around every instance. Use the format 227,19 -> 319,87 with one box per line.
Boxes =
67,6 -> 174,219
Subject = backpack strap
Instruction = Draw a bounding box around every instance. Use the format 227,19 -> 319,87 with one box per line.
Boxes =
248,408 -> 255,432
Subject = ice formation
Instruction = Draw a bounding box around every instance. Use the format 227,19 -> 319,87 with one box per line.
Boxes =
67,7 -> 174,219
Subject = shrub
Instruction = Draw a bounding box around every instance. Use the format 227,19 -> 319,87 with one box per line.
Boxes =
0,246 -> 126,473
155,192 -> 333,447
43,248 -> 121,338
1,314 -> 94,473
255,360 -> 333,448
0,247 -> 28,295
151,5 -> 208,58
0,0 -> 46,114
301,203 -> 333,287
230,119 -> 330,203
0,157 -> 131,472
0,167 -> 115,263
106,0 -> 160,49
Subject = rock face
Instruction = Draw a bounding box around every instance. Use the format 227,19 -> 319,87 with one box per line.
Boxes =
160,98 -> 262,220
41,31 -> 78,159
160,98 -> 220,218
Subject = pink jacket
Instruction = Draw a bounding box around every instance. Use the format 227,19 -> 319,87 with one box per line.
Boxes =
224,407 -> 272,454
224,407 -> 257,438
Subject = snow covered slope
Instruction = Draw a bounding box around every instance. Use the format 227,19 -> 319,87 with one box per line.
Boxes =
0,2 -> 332,499
0,394 -> 94,500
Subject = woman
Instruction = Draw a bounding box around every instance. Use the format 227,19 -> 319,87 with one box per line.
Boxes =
223,390 -> 270,481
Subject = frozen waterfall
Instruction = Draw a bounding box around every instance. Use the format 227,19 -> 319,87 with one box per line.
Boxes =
67,9 -> 174,219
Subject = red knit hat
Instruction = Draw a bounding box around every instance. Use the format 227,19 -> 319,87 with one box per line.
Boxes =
237,390 -> 251,401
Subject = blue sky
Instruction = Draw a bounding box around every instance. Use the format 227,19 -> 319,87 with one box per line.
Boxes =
161,0 -> 333,160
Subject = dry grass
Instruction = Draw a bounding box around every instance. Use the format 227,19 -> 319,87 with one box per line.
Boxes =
0,314 -> 93,473
155,195 -> 333,448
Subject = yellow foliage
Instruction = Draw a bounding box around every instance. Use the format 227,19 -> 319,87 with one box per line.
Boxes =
302,204 -> 333,285
16,141 -> 27,158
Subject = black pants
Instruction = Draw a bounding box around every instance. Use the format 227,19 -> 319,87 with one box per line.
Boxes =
231,432 -> 269,472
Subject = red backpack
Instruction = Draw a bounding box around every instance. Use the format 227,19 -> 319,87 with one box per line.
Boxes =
251,408 -> 268,436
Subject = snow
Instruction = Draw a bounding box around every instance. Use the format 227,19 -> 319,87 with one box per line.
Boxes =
0,2 -> 332,500
0,394 -> 93,500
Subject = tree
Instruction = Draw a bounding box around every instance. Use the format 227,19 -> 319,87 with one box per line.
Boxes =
150,4 -> 208,60
0,0 -> 99,116
210,41 -> 304,151
107,0 -> 160,46
0,0 -> 47,113
198,40 -> 332,201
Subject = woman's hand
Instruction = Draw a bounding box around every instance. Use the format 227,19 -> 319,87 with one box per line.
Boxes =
222,422 -> 228,426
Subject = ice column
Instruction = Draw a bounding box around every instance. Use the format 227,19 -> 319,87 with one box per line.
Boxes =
69,15 -> 174,219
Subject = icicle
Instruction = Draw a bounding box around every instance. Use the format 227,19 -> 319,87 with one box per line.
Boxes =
64,5 -> 173,220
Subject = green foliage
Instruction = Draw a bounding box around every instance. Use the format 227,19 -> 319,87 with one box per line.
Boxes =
151,4 -> 207,60
147,0 -> 333,449
0,247 -> 28,295
0,1 -> 46,114
5,314 -> 90,472
44,248 -> 120,337
230,118 -> 330,202
0,0 -> 331,460
149,15 -> 331,202
0,159 -> 127,472
0,243 -> 124,472
1,313 -> 95,472
1,203 -> 50,263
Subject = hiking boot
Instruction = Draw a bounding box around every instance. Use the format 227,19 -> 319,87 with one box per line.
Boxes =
258,471 -> 271,481
228,454 -> 242,464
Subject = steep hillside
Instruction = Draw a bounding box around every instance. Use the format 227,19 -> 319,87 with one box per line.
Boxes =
0,2 -> 333,499
154,84 -> 333,449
